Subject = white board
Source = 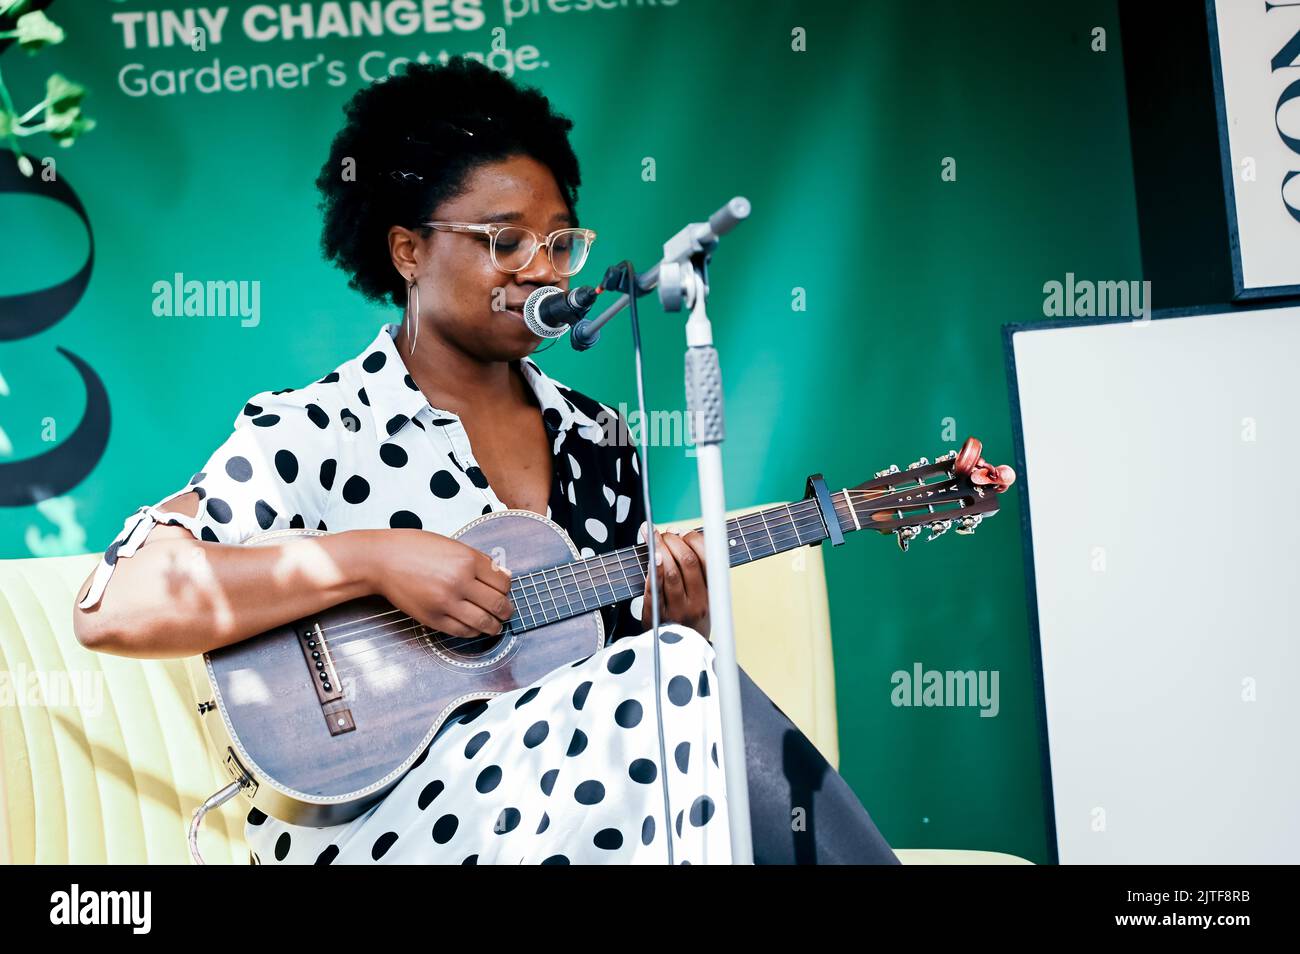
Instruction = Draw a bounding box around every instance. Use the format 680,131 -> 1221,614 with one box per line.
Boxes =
1010,306 -> 1300,863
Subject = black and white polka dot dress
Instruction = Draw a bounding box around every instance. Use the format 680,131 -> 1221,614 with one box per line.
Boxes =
78,322 -> 733,864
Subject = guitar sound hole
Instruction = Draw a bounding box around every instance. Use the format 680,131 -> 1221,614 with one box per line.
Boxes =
428,631 -> 505,658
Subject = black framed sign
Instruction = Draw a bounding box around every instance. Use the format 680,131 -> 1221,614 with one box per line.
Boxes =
1206,0 -> 1300,299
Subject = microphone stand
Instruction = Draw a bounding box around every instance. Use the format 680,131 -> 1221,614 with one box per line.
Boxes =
574,197 -> 755,864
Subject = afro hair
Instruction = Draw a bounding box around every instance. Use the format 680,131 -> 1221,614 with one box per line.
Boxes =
316,56 -> 583,308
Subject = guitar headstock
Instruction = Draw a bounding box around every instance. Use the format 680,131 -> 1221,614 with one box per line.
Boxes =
847,437 -> 1016,551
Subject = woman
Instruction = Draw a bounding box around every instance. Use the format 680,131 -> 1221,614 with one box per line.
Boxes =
72,56 -> 898,865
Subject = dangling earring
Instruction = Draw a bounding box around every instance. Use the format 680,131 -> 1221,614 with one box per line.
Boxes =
405,276 -> 420,356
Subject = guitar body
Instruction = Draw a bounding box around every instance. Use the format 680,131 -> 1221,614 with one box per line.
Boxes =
188,510 -> 604,827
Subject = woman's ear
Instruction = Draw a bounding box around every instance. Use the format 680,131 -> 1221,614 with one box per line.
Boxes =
388,225 -> 421,283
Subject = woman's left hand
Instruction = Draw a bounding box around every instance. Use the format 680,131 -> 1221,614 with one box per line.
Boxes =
638,523 -> 710,639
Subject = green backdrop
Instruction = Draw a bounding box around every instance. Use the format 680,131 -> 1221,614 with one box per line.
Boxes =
0,0 -> 1141,864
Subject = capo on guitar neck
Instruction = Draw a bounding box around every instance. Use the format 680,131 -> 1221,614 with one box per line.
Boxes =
803,473 -> 845,547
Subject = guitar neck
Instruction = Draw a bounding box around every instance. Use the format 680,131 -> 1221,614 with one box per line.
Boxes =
505,490 -> 866,634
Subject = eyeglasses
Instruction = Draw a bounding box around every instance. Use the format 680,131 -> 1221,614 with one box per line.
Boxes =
420,221 -> 597,277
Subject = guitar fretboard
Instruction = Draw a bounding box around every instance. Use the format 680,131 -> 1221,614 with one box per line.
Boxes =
504,492 -> 862,634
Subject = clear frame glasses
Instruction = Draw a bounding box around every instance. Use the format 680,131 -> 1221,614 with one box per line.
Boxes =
421,221 -> 597,277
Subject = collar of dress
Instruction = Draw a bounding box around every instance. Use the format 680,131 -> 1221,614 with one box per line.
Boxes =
359,322 -> 605,445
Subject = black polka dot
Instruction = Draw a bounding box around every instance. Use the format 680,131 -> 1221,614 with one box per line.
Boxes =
206,498 -> 232,524
363,351 -> 386,372
342,474 -> 371,504
190,471 -> 206,484
461,854 -> 478,865
572,681 -> 593,710
465,466 -> 489,489
594,828 -> 623,850
476,765 -> 502,793
667,675 -> 693,706
225,456 -> 253,481
371,831 -> 399,859
274,449 -> 298,483
574,780 -> 605,805
607,649 -> 635,674
418,779 -> 444,810
380,443 -> 408,467
389,510 -> 422,529
432,814 -> 459,844
615,699 -> 643,728
306,404 -> 329,429
430,470 -> 460,498
543,407 -> 562,430
318,371 -> 340,384
689,795 -> 717,827
566,729 -> 587,757
319,459 -> 337,491
515,686 -> 540,708
386,414 -> 409,436
340,408 -> 361,432
464,730 -> 490,759
659,629 -> 683,644
494,807 -> 521,834
241,402 -> 262,417
698,670 -> 711,697
274,832 -> 291,861
254,500 -> 277,530
540,768 -> 559,796
404,373 -> 419,390
536,813 -> 550,834
458,700 -> 489,723
251,414 -> 280,427
629,759 -> 658,784
200,526 -> 219,542
674,741 -> 690,773
711,742 -> 719,766
314,844 -> 339,864
523,721 -> 549,748
641,815 -> 655,845
357,386 -> 370,406
247,807 -> 267,825
541,854 -> 569,865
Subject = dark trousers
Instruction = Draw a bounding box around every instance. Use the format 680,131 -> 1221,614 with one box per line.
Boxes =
737,664 -> 900,865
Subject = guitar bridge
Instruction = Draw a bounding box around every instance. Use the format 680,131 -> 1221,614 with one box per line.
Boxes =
296,622 -> 355,736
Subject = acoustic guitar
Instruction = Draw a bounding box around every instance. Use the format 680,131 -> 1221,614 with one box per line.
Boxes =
187,436 -> 1015,825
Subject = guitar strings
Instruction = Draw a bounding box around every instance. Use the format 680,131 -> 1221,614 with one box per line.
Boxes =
319,484 -> 957,668
319,488 -> 973,681
321,485 -> 958,666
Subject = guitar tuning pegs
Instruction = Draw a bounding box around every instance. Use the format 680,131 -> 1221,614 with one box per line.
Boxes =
926,519 -> 953,541
907,457 -> 930,471
954,514 -> 983,535
875,463 -> 901,479
896,525 -> 921,552
934,450 -> 957,463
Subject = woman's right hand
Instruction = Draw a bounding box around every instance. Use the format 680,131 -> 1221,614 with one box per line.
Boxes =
352,529 -> 514,638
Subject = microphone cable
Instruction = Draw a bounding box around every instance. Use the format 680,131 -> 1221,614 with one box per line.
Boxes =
613,259 -> 675,866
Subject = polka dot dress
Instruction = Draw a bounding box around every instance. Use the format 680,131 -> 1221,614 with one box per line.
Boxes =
76,321 -> 730,864
246,623 -> 732,865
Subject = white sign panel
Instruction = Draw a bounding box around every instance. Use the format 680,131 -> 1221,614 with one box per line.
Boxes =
1208,0 -> 1300,297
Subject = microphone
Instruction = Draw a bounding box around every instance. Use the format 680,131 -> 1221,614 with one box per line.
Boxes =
521,285 -> 598,339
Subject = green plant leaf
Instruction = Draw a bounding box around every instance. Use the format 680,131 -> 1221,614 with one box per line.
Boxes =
50,112 -> 94,145
15,10 -> 64,51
